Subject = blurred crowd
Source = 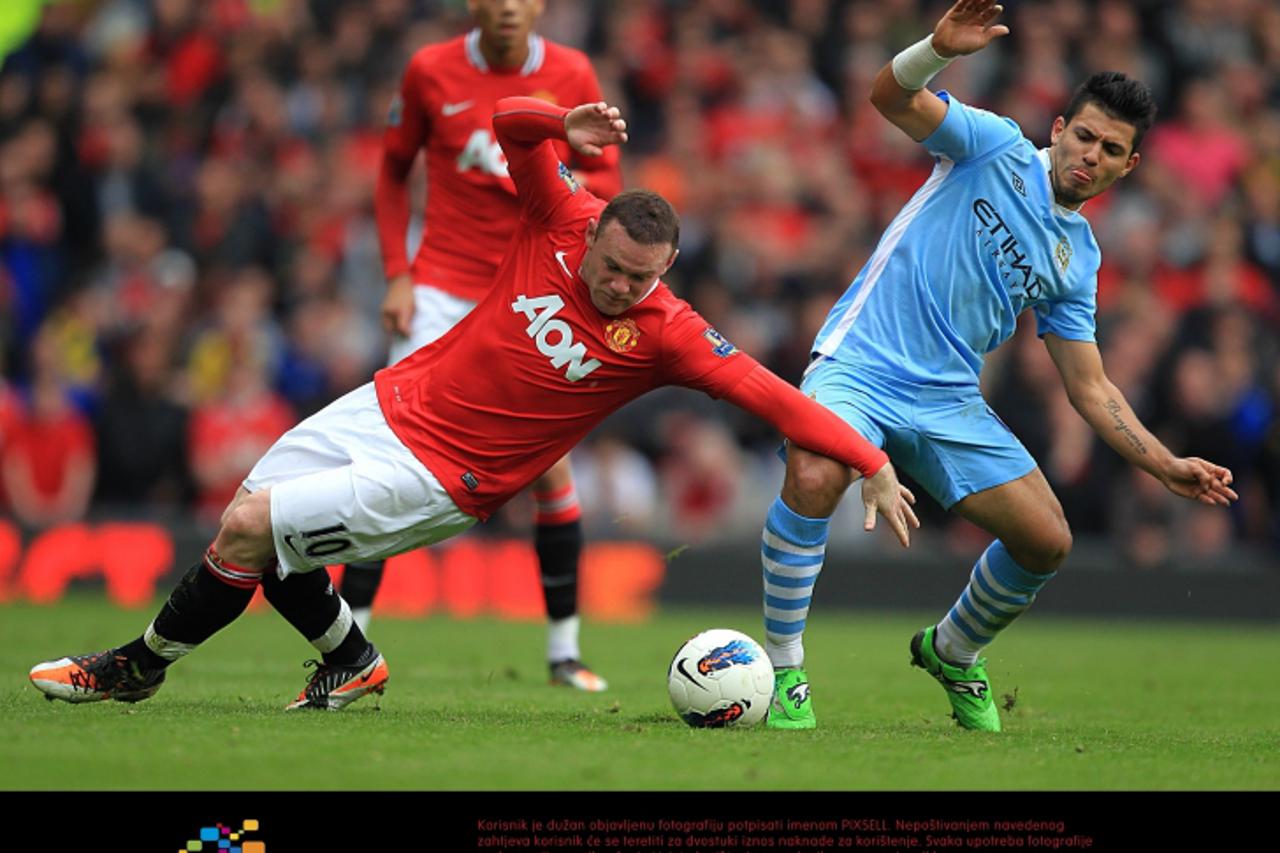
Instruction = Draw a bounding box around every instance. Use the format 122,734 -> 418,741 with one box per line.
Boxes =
1,0 -> 1277,569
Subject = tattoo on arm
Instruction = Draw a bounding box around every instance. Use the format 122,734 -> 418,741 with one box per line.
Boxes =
1103,399 -> 1148,456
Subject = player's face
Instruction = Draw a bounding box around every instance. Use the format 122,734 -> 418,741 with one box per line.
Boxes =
468,0 -> 544,52
1048,103 -> 1140,208
581,219 -> 677,316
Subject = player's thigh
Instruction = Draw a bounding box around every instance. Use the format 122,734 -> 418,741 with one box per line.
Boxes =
950,468 -> 1071,571
799,357 -> 898,452
784,357 -> 893,516
900,394 -> 1038,510
532,454 -> 574,492
386,284 -> 478,365
906,396 -> 1069,566
220,485 -> 253,527
213,487 -> 277,567
243,384 -> 379,492
267,441 -> 476,578
243,383 -> 478,576
782,445 -> 855,518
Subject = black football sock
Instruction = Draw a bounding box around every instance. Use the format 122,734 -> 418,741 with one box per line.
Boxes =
121,549 -> 262,670
340,560 -> 385,610
261,566 -> 373,667
535,519 -> 582,623
115,637 -> 169,671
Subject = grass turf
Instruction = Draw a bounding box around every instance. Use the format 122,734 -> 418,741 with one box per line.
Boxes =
3,595 -> 1277,791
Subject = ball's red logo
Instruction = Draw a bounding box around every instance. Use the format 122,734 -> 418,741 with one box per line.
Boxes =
604,318 -> 641,353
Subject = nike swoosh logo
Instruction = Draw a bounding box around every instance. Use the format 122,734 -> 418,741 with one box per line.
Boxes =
554,250 -> 573,279
675,658 -> 708,690
441,100 -> 474,117
283,534 -> 301,556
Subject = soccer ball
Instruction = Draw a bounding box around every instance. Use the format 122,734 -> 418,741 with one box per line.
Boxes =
666,628 -> 774,728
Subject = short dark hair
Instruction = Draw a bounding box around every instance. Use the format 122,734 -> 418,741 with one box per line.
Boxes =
598,189 -> 680,250
1062,71 -> 1158,153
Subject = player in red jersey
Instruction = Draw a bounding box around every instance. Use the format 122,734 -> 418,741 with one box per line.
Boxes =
29,98 -> 919,712
349,0 -> 624,692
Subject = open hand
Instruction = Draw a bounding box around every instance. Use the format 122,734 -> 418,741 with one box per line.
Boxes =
861,462 -> 921,548
565,102 -> 628,157
932,0 -> 1010,58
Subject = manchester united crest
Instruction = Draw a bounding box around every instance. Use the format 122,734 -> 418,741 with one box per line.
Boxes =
604,318 -> 641,353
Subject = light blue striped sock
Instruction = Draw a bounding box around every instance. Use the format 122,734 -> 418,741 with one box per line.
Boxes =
934,540 -> 1054,667
761,497 -> 830,670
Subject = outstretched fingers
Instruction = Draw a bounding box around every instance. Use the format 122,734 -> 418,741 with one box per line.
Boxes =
888,504 -> 913,549
892,487 -> 921,548
866,494 -> 917,549
950,0 -> 1001,23
901,486 -> 921,531
1202,480 -> 1238,506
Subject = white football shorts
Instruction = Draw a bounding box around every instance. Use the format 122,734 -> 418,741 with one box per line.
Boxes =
386,283 -> 478,365
242,383 -> 477,578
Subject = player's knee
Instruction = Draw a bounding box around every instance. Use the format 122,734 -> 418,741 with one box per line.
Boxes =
1027,522 -> 1072,573
783,450 -> 852,516
1051,525 -> 1074,568
535,455 -> 574,490
219,486 -> 251,528
215,497 -> 274,565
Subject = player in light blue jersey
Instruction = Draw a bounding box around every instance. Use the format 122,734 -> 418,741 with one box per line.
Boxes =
762,0 -> 1239,732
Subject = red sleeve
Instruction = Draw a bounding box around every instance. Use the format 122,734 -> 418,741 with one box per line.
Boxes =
658,303 -> 884,477
375,152 -> 414,279
492,97 -> 581,226
377,57 -> 433,279
566,65 -> 622,200
383,56 -> 432,163
659,301 -> 757,395
720,366 -> 888,480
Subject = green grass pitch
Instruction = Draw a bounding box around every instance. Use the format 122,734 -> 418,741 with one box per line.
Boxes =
3,595 -> 1277,791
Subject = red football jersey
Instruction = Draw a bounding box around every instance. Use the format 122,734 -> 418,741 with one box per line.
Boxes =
374,99 -> 888,521
379,29 -> 622,301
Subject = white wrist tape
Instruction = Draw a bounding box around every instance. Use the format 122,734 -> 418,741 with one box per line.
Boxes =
891,35 -> 955,91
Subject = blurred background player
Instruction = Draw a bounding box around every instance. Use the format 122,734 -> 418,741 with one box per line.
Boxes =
761,0 -> 1237,732
351,0 -> 622,691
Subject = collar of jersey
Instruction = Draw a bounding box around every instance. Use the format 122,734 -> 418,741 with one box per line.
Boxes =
465,29 -> 545,76
634,278 -> 661,307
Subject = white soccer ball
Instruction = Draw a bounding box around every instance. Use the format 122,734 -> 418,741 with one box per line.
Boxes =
666,628 -> 774,728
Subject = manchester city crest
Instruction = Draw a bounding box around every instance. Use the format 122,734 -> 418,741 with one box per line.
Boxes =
1055,236 -> 1072,274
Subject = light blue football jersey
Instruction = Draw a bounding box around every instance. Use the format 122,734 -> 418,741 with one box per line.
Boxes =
813,93 -> 1101,387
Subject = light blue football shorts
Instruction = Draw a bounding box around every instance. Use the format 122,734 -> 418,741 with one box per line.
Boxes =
797,355 -> 1037,509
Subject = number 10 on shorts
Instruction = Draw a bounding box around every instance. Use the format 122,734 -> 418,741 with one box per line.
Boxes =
284,523 -> 353,560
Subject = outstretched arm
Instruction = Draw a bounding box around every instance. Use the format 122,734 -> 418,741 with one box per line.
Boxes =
870,0 -> 1010,141
1044,334 -> 1237,506
492,98 -> 627,160
492,98 -> 628,222
721,365 -> 919,547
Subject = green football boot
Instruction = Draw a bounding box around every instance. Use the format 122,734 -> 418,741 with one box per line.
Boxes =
767,667 -> 816,730
910,626 -> 1001,732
